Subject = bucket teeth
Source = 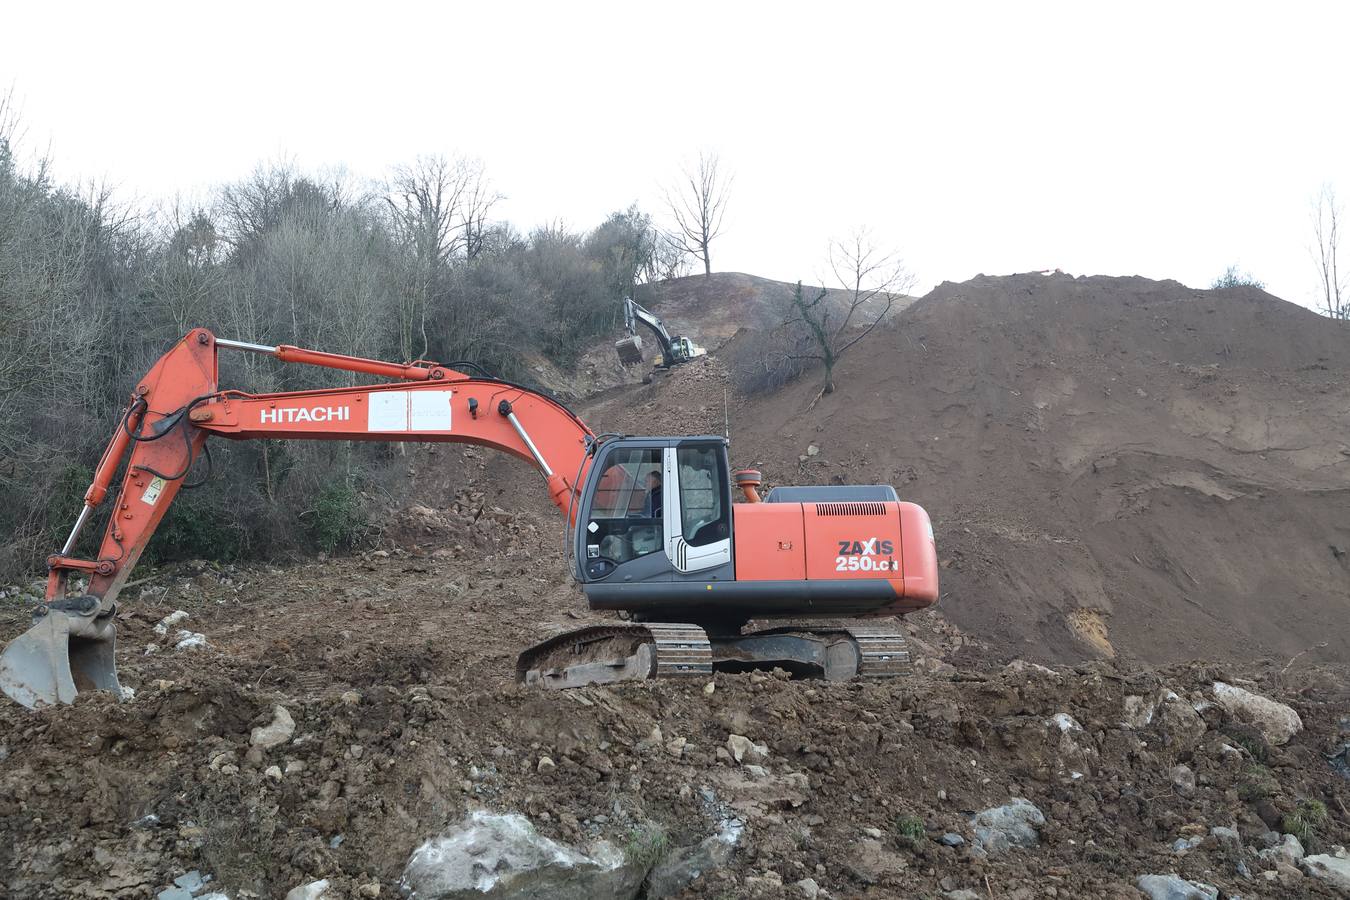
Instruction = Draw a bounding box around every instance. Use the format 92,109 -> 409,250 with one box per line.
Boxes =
0,600 -> 120,709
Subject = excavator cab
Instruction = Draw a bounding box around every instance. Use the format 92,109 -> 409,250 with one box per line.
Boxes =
574,437 -> 733,591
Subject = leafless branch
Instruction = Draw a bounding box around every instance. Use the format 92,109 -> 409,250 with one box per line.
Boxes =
663,152 -> 731,277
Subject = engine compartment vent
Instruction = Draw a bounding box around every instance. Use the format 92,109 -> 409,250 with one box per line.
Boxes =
814,502 -> 888,517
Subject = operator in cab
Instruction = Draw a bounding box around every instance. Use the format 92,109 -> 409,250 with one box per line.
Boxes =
642,470 -> 662,518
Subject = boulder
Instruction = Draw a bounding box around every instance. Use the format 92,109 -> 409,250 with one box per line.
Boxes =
250,706 -> 296,749
399,812 -> 648,900
1135,874 -> 1219,900
1157,692 -> 1207,750
1302,850 -> 1350,893
1211,682 -> 1303,746
970,799 -> 1044,857
846,838 -> 908,882
1169,765 -> 1196,796
792,877 -> 820,899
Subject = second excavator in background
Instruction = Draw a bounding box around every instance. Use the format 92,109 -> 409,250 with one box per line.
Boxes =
0,329 -> 938,709
614,295 -> 707,373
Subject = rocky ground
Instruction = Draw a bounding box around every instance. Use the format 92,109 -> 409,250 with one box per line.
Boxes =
3,532 -> 1350,898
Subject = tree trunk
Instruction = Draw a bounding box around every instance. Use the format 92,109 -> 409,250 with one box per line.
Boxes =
701,240 -> 711,277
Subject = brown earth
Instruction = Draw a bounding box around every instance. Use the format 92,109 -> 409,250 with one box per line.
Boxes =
3,549 -> 1349,898
725,272 -> 1350,667
3,272 -> 1350,899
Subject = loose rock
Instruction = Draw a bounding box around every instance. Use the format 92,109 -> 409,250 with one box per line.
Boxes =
1302,851 -> 1350,893
725,734 -> 768,764
1135,873 -> 1219,900
399,811 -> 647,900
1211,682 -> 1303,746
645,828 -> 740,899
971,799 -> 1045,857
285,880 -> 330,900
1259,834 -> 1305,866
793,877 -> 820,899
250,706 -> 296,749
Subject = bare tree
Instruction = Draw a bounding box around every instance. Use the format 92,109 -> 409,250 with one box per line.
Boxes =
385,155 -> 499,360
781,229 -> 915,398
1313,184 -> 1346,320
664,152 -> 731,278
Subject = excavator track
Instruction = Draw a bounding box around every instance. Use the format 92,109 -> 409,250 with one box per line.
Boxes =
518,620 -> 911,689
838,623 -> 913,677
732,621 -> 913,679
517,622 -> 712,689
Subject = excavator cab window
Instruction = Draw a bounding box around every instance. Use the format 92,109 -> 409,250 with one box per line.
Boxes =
677,445 -> 728,547
586,447 -> 664,566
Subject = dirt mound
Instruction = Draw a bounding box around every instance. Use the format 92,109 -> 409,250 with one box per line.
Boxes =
728,272 -> 1350,667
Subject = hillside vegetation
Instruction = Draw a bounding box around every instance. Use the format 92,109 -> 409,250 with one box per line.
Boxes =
0,138 -> 683,578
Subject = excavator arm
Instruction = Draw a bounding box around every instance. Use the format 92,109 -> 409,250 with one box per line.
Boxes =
1,328 -> 596,708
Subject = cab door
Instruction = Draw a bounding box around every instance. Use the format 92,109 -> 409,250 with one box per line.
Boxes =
664,441 -> 733,576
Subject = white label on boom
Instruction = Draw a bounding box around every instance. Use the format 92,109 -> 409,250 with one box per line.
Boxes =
367,391 -> 453,432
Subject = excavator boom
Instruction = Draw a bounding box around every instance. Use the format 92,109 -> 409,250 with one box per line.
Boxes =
1,329 -> 595,708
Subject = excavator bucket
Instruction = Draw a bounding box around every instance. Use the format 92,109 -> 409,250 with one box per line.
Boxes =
614,335 -> 644,366
0,597 -> 120,709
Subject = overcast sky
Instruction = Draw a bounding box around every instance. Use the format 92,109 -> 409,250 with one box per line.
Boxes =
4,2 -> 1347,309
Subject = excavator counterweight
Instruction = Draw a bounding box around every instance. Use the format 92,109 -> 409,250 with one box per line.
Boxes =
0,329 -> 937,709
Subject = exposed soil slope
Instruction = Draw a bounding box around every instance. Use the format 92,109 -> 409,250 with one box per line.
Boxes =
729,273 -> 1350,665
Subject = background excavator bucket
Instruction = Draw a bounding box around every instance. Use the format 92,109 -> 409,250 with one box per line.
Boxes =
614,334 -> 644,366
0,600 -> 121,709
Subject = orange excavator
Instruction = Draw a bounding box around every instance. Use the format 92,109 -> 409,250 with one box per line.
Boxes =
0,330 -> 939,709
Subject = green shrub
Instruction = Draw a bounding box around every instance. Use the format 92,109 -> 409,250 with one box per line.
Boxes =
148,494 -> 248,564
623,823 -> 669,869
1283,799 -> 1328,848
1210,265 -> 1265,290
893,814 -> 926,844
43,463 -> 94,548
303,481 -> 367,554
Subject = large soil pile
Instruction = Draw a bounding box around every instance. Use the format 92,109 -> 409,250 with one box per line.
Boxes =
726,273 -> 1350,666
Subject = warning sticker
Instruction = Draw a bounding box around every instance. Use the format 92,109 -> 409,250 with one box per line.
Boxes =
141,476 -> 166,506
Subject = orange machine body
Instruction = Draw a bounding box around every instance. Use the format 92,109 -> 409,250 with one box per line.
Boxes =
731,499 -> 938,614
